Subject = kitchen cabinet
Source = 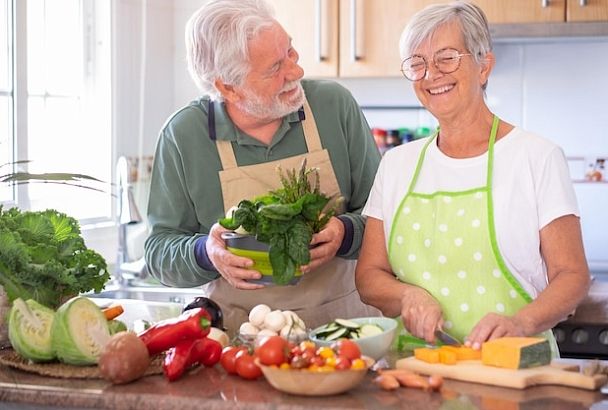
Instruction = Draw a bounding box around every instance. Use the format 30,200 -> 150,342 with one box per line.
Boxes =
268,0 -> 608,78
567,0 -> 608,22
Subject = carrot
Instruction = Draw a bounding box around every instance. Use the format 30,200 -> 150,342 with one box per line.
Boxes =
377,368 -> 416,377
373,374 -> 400,391
393,372 -> 431,391
428,374 -> 444,391
103,305 -> 124,320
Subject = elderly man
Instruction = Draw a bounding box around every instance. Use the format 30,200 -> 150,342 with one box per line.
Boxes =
144,0 -> 381,335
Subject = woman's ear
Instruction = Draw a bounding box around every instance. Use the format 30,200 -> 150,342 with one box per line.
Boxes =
480,51 -> 495,87
214,79 -> 240,103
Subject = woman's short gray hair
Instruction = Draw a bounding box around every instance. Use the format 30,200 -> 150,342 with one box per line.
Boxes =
186,0 -> 276,100
399,1 -> 492,65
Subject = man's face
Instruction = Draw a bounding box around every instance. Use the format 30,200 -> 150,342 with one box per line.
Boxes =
234,22 -> 305,121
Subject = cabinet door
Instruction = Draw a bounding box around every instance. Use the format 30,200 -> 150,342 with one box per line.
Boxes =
567,0 -> 608,21
475,0 -> 565,23
267,0 -> 339,77
338,0 -> 423,77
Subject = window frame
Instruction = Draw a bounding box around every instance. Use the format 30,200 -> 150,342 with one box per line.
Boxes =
3,0 -> 114,225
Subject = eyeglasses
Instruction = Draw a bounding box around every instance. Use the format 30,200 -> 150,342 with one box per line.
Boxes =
400,48 -> 472,81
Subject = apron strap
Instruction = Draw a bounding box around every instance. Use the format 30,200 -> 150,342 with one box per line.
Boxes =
485,115 -> 500,189
406,131 -> 437,196
302,100 -> 323,152
208,100 -> 238,169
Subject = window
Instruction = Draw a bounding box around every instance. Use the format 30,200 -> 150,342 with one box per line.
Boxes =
1,0 -> 112,222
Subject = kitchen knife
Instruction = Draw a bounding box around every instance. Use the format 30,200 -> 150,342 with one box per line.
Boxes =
435,329 -> 462,346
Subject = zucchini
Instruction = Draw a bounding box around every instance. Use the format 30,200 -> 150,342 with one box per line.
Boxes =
334,318 -> 359,329
313,318 -> 385,341
360,324 -> 383,337
324,327 -> 348,341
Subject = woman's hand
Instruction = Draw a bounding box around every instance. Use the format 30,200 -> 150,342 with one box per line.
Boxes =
400,286 -> 443,343
465,313 -> 529,349
300,217 -> 344,274
205,223 -> 264,290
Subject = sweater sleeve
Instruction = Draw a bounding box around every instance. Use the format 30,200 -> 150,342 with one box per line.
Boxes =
144,125 -> 221,287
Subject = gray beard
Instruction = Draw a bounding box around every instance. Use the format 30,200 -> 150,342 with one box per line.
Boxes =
237,82 -> 305,121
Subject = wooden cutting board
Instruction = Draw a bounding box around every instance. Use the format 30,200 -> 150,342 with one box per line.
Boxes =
396,357 -> 607,390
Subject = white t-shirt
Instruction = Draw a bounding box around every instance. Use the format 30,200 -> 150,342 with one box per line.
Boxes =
363,127 -> 579,298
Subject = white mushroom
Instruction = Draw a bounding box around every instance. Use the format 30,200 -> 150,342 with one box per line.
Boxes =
248,304 -> 271,327
263,310 -> 286,332
239,321 -> 259,336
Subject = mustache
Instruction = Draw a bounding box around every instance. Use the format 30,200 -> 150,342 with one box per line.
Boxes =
280,81 -> 302,93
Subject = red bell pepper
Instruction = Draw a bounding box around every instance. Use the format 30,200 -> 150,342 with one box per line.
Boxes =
139,307 -> 211,356
192,337 -> 222,367
162,337 -> 223,381
163,338 -> 198,381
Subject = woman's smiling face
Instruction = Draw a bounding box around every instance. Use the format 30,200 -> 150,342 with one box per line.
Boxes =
411,22 -> 492,121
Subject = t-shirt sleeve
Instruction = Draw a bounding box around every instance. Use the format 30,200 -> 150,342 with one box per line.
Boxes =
362,156 -> 386,220
536,145 -> 580,229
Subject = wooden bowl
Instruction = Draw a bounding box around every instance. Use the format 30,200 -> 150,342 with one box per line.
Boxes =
256,357 -> 373,396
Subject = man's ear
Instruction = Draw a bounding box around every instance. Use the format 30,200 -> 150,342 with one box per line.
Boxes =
215,79 -> 240,103
480,51 -> 495,87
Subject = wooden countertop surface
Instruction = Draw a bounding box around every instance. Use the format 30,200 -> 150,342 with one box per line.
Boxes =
1,352 -> 607,410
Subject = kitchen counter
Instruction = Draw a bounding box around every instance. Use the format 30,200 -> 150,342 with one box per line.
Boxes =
1,355 -> 607,410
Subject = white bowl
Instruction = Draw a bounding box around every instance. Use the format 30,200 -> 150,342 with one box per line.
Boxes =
256,357 -> 373,396
309,317 -> 398,360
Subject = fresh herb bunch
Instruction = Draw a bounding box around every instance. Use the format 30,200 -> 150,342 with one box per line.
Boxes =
219,161 -> 337,285
0,206 -> 110,309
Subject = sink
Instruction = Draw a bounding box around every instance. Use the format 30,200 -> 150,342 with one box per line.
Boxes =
85,285 -> 207,330
89,286 -> 206,305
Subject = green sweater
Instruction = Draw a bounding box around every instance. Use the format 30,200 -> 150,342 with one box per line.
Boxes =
144,79 -> 380,287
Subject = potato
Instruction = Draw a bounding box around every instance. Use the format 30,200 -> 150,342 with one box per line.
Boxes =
98,331 -> 150,384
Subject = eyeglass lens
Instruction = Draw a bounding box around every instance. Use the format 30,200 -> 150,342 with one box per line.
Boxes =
401,48 -> 465,81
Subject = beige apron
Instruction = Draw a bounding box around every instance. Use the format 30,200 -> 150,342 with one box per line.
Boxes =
202,100 -> 379,336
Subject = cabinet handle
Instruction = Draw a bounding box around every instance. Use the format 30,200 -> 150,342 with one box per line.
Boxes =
350,0 -> 362,62
580,0 -> 587,5
541,0 -> 549,7
315,0 -> 326,62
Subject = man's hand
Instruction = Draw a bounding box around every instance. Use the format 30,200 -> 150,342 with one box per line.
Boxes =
465,313 -> 529,350
400,286 -> 443,344
300,216 -> 344,274
205,223 -> 264,290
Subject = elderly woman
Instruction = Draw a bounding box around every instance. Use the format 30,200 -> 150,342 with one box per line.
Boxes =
355,1 -> 590,352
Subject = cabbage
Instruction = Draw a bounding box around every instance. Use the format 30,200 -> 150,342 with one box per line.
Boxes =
8,298 -> 56,362
51,296 -> 110,365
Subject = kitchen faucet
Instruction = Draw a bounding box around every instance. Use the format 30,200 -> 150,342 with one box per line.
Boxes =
115,156 -> 146,287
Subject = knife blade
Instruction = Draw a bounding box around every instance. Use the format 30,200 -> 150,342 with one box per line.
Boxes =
435,329 -> 462,346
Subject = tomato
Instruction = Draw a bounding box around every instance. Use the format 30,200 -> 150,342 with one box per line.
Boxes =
255,335 -> 289,366
235,350 -> 263,380
289,354 -> 310,369
332,339 -> 361,361
220,345 -> 247,374
334,356 -> 351,371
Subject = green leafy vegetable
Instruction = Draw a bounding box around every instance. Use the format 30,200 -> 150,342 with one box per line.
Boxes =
8,298 -> 56,362
0,206 -> 110,309
219,160 -> 338,285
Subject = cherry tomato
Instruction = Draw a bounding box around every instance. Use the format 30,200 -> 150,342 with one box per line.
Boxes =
235,350 -> 263,380
332,339 -> 361,361
220,345 -> 247,375
255,335 -> 289,366
289,354 -> 310,369
334,356 -> 351,371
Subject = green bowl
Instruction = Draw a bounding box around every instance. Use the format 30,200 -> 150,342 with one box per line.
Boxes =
222,232 -> 302,286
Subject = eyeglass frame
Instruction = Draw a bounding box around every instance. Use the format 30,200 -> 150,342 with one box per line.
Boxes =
400,47 -> 473,82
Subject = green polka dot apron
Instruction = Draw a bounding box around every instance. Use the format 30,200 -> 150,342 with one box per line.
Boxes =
388,115 -> 557,354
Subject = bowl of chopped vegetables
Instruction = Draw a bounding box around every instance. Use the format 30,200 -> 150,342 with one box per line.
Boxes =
309,317 -> 398,360
222,232 -> 302,286
255,339 -> 373,396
